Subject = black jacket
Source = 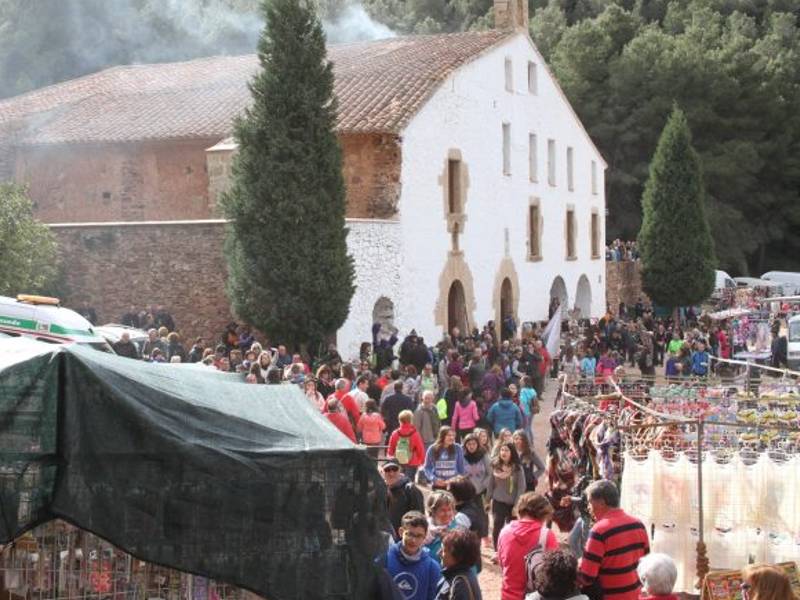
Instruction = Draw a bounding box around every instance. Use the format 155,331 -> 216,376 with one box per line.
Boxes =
113,340 -> 139,359
386,476 -> 424,536
381,393 -> 414,434
435,566 -> 482,600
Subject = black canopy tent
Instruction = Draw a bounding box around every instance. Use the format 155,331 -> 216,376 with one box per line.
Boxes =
0,339 -> 387,600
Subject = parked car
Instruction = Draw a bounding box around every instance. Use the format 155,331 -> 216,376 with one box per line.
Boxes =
94,324 -> 149,357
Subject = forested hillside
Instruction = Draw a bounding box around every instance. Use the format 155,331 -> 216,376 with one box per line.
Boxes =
1,0 -> 798,273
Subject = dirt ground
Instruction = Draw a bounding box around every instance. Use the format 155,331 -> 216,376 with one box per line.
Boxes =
476,379 -> 560,599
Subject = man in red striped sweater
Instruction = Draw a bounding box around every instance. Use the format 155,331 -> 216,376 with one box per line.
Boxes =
578,480 -> 650,600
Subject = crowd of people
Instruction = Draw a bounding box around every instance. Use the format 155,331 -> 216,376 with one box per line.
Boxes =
106,307 -> 797,600
606,240 -> 639,262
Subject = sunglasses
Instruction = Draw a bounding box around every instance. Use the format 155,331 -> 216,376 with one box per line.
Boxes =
383,465 -> 400,472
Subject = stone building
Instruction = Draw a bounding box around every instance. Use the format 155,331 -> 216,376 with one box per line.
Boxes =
0,0 -> 607,356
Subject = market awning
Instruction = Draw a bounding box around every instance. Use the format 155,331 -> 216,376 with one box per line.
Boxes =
0,338 -> 387,600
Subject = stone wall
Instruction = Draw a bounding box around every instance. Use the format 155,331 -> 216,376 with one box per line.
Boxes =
606,261 -> 649,314
205,132 -> 402,219
15,140 -> 217,223
50,218 -> 404,357
51,220 -> 233,345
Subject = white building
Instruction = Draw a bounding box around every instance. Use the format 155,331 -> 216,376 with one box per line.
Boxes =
337,1 -> 607,355
0,0 -> 605,357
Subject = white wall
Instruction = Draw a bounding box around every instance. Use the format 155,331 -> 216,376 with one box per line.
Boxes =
398,32 -> 606,343
337,219 -> 403,359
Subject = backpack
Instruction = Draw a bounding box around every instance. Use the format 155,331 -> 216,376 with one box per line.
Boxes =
524,524 -> 551,593
395,435 -> 412,465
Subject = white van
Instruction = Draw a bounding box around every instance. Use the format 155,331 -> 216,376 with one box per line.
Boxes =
788,314 -> 800,371
0,295 -> 112,352
761,271 -> 800,296
715,270 -> 736,290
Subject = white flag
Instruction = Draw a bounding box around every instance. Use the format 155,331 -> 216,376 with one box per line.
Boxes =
544,304 -> 562,358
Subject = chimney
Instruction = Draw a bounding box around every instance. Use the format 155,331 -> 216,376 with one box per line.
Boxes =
494,0 -> 529,31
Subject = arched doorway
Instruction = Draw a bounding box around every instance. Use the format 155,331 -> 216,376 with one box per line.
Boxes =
447,280 -> 468,335
372,296 -> 395,340
499,277 -> 514,340
574,275 -> 592,320
549,276 -> 568,319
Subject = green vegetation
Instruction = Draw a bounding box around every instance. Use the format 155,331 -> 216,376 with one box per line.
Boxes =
0,183 -> 59,296
638,106 -> 715,308
221,0 -> 354,349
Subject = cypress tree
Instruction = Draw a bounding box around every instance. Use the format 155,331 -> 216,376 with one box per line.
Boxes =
222,0 -> 354,350
637,105 -> 715,308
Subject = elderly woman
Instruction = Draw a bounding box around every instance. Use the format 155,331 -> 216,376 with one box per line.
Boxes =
526,548 -> 588,600
637,553 -> 679,600
740,564 -> 797,600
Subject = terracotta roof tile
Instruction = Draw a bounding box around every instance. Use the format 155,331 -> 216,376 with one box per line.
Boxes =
0,30 -> 512,145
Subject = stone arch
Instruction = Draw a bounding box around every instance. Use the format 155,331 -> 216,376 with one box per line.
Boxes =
574,275 -> 592,320
492,257 -> 521,340
549,276 -> 569,318
435,253 -> 477,337
372,296 -> 396,340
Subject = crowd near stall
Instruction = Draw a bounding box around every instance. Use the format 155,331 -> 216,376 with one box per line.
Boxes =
0,288 -> 798,600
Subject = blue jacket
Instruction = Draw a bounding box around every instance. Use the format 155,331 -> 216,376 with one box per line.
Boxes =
486,399 -> 523,434
384,541 -> 441,600
691,351 -> 709,376
423,444 -> 466,484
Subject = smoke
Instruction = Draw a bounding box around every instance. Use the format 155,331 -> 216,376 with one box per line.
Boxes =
323,3 -> 395,43
0,0 -> 394,99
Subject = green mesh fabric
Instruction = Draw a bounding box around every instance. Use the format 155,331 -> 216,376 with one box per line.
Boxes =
0,339 -> 388,600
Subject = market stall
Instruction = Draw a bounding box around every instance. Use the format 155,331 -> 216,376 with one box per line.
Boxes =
0,338 -> 387,600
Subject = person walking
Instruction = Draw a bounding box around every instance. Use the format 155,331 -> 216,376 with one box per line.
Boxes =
414,391 -> 442,449
357,399 -> 386,458
451,391 -> 480,441
387,410 -> 427,480
497,493 -> 558,600
487,442 -> 526,553
423,427 -> 466,489
486,388 -> 523,437
578,480 -> 649,600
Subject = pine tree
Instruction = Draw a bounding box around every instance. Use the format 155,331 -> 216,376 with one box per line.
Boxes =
637,105 -> 715,308
221,0 -> 354,349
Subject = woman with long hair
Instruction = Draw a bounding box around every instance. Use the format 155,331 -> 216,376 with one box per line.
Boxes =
490,428 -> 513,458
740,564 -> 798,600
423,426 -> 466,489
487,441 -> 526,553
315,365 -> 335,398
512,429 -> 545,492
